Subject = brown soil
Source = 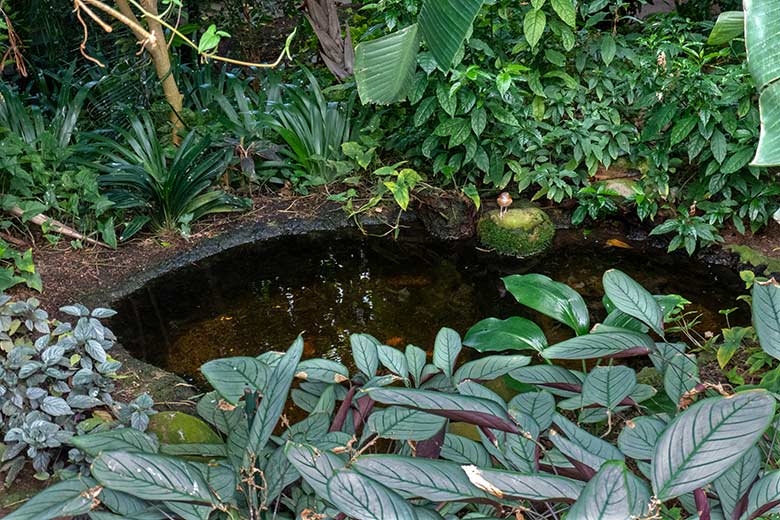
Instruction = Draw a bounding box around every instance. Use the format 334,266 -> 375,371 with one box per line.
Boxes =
6,193 -> 344,314
721,219 -> 780,260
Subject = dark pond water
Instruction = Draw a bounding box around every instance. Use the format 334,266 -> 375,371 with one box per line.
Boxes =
110,228 -> 747,383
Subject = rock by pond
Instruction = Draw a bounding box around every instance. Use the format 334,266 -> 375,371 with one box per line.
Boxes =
478,206 -> 555,258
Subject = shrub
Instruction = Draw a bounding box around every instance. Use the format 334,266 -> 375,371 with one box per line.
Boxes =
9,271 -> 780,520
96,114 -> 250,239
0,84 -> 115,244
0,298 -> 125,485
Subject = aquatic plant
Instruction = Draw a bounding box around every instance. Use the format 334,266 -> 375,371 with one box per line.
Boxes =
7,272 -> 780,519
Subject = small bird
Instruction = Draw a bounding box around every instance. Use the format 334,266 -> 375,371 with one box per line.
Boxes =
497,192 -> 513,219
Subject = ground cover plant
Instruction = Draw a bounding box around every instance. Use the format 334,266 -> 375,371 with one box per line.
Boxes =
4,269 -> 780,519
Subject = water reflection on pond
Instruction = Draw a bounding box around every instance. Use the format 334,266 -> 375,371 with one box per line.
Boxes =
111,229 -> 746,383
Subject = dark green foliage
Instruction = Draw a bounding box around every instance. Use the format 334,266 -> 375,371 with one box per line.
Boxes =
0,84 -> 114,242
11,269 -> 780,519
96,115 -> 249,238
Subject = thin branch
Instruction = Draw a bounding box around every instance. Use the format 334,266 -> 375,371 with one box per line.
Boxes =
125,0 -> 294,68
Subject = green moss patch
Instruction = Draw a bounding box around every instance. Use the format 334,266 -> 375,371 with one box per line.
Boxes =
147,411 -> 222,445
478,207 -> 555,258
727,244 -> 780,274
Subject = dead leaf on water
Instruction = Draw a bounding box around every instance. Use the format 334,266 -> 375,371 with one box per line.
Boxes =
606,239 -> 632,249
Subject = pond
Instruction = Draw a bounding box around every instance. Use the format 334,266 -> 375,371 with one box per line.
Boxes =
110,228 -> 747,384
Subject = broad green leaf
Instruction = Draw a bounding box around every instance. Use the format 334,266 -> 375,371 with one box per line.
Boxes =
5,478 -> 96,520
670,114 -> 698,146
71,428 -> 159,457
354,456 -> 491,501
159,443 -> 227,458
551,0 -> 576,27
603,269 -> 665,336
463,317 -> 547,353
651,391 -> 776,500
509,365 -> 585,397
406,344 -> 427,385
285,442 -> 347,498
523,9 -> 547,49
753,279 -> 780,360
364,406 -> 446,440
743,469 -> 780,520
419,0 -> 485,70
508,391 -> 556,430
433,327 -> 462,378
553,414 -> 625,463
712,446 -> 761,520
355,24 -> 420,104
617,416 -> 667,460
200,357 -> 269,405
164,502 -> 212,520
541,329 -> 654,360
377,345 -> 409,379
502,274 -> 590,335
454,355 -> 531,383
745,1 -> 780,165
568,461 -> 651,519
442,434 -> 492,467
461,465 -> 584,501
582,365 -> 636,410
196,391 -> 244,434
296,358 -> 350,384
243,336 -> 303,467
601,34 -> 616,66
91,452 -> 214,503
708,11 -> 744,45
364,387 -> 516,432
664,353 -> 700,405
351,333 -> 380,378
327,470 -> 417,519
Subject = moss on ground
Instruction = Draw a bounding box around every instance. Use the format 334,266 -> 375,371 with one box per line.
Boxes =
147,411 -> 222,444
478,206 -> 555,258
728,244 -> 780,274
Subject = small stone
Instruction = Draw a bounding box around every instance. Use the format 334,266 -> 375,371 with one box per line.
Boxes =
147,411 -> 222,445
477,206 -> 555,258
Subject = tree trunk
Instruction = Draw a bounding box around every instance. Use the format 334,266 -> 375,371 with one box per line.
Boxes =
115,0 -> 184,142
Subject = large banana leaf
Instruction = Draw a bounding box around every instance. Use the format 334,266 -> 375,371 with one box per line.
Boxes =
651,391 -> 776,501
745,0 -> 780,165
708,11 -> 745,45
354,25 -> 420,104
419,0 -> 485,70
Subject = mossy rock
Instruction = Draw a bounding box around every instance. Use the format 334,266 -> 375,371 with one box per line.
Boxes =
147,411 -> 222,445
478,206 -> 555,258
